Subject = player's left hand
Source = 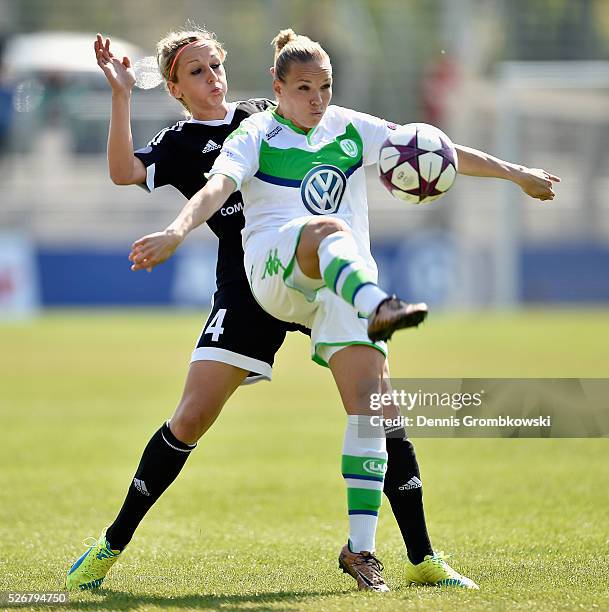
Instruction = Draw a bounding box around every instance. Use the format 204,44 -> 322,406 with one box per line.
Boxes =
94,33 -> 136,94
516,167 -> 561,201
129,231 -> 182,272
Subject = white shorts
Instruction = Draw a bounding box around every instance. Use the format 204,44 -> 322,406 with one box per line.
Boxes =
244,216 -> 387,367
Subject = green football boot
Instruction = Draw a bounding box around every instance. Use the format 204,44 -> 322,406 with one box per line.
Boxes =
66,534 -> 121,590
405,551 -> 479,589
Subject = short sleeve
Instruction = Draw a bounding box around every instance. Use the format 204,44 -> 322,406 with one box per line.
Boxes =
133,127 -> 175,192
208,118 -> 260,190
350,110 -> 401,167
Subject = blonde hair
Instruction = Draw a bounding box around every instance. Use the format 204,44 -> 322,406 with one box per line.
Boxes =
271,28 -> 329,82
156,25 -> 226,112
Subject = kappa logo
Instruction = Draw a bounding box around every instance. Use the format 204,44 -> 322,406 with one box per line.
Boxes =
266,126 -> 282,140
300,164 -> 347,215
261,248 -> 285,279
202,140 -> 221,154
363,459 -> 387,475
339,138 -> 358,158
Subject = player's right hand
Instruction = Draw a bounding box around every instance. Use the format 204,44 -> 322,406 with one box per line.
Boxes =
516,167 -> 561,202
129,231 -> 182,272
94,33 -> 136,94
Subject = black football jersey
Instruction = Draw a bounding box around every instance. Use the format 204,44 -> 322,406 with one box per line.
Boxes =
134,98 -> 273,289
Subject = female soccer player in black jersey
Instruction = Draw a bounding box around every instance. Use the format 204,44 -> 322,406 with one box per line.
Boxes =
66,28 -> 470,592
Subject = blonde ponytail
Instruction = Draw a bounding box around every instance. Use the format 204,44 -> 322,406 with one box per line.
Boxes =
271,29 -> 329,81
271,28 -> 298,58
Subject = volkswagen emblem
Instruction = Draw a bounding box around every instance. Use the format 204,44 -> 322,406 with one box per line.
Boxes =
300,165 -> 347,215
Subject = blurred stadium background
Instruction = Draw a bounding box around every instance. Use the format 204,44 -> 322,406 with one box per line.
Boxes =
0,0 -> 608,315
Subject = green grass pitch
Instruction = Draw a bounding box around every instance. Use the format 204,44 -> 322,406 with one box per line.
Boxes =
1,309 -> 608,611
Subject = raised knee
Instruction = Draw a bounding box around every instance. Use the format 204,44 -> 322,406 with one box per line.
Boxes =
304,217 -> 350,246
317,217 -> 349,237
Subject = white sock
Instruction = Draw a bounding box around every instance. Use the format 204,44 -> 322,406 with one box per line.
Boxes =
341,415 -> 387,553
318,232 -> 388,317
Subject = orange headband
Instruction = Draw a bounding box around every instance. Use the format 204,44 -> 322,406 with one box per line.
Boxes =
168,40 -> 201,81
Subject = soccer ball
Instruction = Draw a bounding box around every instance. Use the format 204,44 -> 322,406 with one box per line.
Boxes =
378,123 -> 458,204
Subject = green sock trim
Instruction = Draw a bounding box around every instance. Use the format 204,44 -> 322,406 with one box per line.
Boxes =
347,487 -> 383,511
322,256 -> 349,291
342,454 -> 387,478
340,268 -> 371,304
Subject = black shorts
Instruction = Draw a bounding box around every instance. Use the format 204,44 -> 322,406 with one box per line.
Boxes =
192,283 -> 308,384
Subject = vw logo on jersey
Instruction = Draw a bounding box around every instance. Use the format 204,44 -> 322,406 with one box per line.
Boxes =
300,165 -> 347,215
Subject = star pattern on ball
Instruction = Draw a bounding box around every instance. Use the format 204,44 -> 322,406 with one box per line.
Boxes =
380,132 -> 456,202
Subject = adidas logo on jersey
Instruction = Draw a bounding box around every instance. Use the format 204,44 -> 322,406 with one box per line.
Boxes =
399,476 -> 422,491
202,139 -> 221,154
133,478 -> 150,496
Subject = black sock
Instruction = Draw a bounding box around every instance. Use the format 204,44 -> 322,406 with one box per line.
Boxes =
384,428 -> 434,564
105,422 -> 195,551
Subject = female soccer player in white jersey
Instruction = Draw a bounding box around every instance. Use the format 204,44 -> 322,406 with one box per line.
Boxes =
126,29 -> 559,592
67,28 -> 488,594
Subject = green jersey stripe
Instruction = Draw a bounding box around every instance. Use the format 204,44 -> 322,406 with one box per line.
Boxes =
258,122 -> 363,182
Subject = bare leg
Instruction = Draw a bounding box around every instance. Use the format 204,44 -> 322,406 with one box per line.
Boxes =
296,217 -> 427,341
329,345 -> 385,415
296,217 -> 349,278
105,361 -> 248,550
170,360 -> 248,444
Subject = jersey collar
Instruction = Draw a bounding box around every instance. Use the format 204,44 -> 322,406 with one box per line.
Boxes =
271,109 -> 310,135
188,102 -> 237,126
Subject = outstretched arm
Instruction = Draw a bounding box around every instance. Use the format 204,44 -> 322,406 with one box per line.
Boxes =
94,33 -> 146,185
129,174 -> 237,271
455,144 -> 560,201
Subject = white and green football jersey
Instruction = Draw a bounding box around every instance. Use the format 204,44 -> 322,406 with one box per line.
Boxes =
208,105 -> 396,271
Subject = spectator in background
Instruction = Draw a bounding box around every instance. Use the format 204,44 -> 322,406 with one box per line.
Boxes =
421,52 -> 458,129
